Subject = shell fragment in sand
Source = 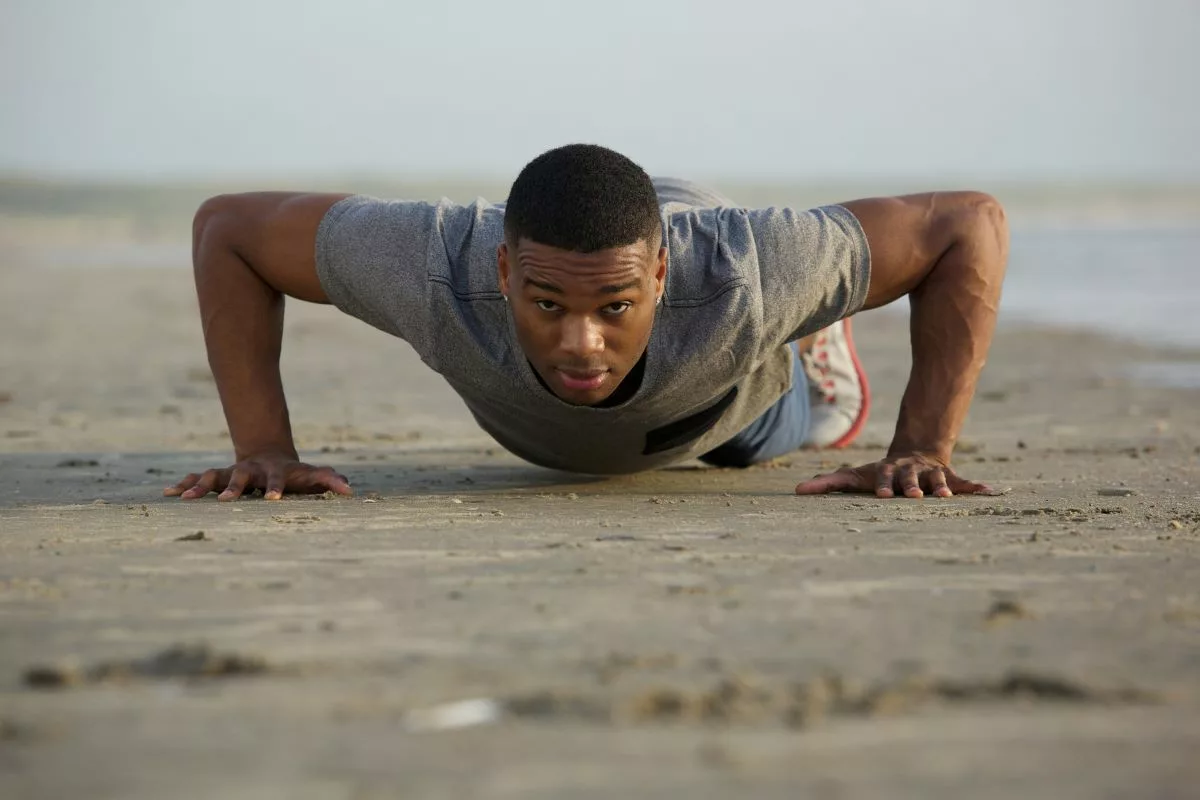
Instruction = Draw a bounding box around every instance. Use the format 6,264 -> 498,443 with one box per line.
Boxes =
402,698 -> 503,732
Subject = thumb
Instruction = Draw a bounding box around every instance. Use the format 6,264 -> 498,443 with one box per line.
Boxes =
944,469 -> 1003,496
326,472 -> 354,496
795,469 -> 865,495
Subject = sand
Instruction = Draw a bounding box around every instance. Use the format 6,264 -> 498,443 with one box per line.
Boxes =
1,265 -> 1199,799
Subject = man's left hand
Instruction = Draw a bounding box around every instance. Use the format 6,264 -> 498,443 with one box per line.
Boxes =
794,452 -> 998,498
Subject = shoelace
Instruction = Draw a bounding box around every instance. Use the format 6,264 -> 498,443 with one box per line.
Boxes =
803,334 -> 839,405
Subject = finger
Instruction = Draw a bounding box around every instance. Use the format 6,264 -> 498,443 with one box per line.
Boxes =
951,479 -> 998,495
264,464 -> 286,501
164,472 -> 201,497
926,468 -> 953,498
898,463 -> 923,499
180,469 -> 225,500
795,469 -> 863,495
944,468 -> 997,496
218,467 -> 252,502
299,467 -> 354,496
875,463 -> 896,498
322,470 -> 354,496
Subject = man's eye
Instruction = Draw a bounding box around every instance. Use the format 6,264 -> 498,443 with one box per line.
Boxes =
535,300 -> 560,312
602,302 -> 632,316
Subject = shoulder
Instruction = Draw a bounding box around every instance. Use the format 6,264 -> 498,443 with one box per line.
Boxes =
319,194 -> 505,244
663,204 -> 837,304
319,195 -> 505,278
661,204 -> 756,306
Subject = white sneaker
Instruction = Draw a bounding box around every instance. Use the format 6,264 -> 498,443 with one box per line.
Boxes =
801,317 -> 870,448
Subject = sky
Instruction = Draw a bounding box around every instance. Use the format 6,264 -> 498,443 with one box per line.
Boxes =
2,0 -> 1198,181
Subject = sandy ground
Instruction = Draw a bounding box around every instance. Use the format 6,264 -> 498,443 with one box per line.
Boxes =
1,265 -> 1199,799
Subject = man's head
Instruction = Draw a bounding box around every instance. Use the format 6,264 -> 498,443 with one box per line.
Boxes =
498,144 -> 666,406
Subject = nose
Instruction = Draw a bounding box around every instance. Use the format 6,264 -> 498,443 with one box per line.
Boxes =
559,314 -> 605,359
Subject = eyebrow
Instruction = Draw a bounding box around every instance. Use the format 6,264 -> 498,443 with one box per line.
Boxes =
522,277 -> 642,295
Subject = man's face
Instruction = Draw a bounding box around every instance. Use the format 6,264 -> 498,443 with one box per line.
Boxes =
498,237 -> 667,406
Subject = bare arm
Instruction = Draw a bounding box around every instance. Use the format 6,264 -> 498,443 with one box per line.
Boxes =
798,191 -> 1009,498
854,191 -> 1010,464
166,191 -> 352,500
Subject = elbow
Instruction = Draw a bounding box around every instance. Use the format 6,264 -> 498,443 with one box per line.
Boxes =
956,191 -> 1009,263
927,191 -> 1009,285
193,194 -> 234,246
191,194 -> 241,274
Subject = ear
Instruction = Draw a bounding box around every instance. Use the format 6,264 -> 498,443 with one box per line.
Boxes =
496,242 -> 510,298
654,246 -> 667,300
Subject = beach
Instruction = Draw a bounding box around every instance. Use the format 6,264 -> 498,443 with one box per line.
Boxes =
2,212 -> 1200,797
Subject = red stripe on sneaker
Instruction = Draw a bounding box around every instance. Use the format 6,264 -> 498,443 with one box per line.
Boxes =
827,317 -> 871,449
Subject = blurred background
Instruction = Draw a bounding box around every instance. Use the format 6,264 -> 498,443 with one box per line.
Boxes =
2,0 -> 1199,351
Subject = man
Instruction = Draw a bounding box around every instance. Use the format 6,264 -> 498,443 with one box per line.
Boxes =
167,144 -> 1007,502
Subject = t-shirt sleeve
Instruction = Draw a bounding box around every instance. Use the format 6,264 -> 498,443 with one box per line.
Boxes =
314,195 -> 441,355
747,204 -> 872,345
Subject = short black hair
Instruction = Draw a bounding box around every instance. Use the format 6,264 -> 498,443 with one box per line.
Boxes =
504,143 -> 661,253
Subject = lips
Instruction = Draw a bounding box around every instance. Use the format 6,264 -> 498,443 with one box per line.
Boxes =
556,368 -> 609,392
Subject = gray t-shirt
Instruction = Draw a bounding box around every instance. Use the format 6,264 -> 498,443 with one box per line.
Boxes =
315,179 -> 870,474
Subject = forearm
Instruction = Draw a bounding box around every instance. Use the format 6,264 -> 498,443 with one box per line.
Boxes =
889,201 -> 1009,463
193,204 -> 297,461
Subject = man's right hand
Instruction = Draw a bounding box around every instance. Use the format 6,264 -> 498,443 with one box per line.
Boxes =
164,454 -> 352,501
186,192 -> 351,504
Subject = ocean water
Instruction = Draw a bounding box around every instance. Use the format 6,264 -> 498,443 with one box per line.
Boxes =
5,194 -> 1199,386
1000,224 -> 1200,389
14,224 -> 1198,337
1004,225 -> 1200,350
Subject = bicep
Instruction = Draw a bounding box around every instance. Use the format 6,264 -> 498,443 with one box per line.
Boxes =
198,192 -> 350,303
839,193 -> 957,311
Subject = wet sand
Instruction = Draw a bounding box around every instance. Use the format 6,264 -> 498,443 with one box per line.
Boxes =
1,266 -> 1199,799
